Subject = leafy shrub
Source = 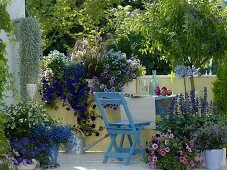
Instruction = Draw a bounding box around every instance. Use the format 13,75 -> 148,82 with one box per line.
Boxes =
212,54 -> 227,116
3,101 -> 59,138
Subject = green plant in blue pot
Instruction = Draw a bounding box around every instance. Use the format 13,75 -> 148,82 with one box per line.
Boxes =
31,124 -> 74,168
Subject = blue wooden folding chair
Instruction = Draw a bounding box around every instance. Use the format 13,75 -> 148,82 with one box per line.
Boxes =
93,92 -> 151,165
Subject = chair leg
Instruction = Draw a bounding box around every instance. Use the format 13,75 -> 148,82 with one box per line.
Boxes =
103,134 -> 117,163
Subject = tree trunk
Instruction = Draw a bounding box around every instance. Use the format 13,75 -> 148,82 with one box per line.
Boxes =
189,75 -> 195,91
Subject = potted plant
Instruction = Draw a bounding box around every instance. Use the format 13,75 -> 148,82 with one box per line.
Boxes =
31,124 -> 74,167
9,137 -> 49,170
193,123 -> 227,170
3,101 -> 59,139
143,130 -> 201,170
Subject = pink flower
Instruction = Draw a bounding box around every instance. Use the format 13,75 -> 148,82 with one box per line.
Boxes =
188,148 -> 192,152
178,150 -> 183,155
189,140 -> 194,147
161,151 -> 166,156
160,145 -> 164,150
197,153 -> 203,159
152,156 -> 157,162
0,160 -> 3,165
152,143 -> 158,149
200,160 -> 205,166
165,147 -> 170,152
186,168 -> 191,170
169,134 -> 174,138
190,160 -> 195,167
153,163 -> 157,168
161,134 -> 166,138
179,156 -> 187,163
167,129 -> 171,133
155,138 -> 161,142
165,140 -> 169,145
12,149 -> 20,156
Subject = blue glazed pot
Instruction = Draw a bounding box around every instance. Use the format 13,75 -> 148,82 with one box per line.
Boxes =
48,143 -> 59,165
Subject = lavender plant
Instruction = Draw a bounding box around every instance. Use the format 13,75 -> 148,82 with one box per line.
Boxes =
158,87 -> 224,139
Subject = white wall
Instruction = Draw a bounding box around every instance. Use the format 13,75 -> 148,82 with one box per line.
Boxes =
0,0 -> 25,104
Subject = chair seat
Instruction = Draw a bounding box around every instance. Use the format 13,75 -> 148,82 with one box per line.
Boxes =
109,120 -> 151,127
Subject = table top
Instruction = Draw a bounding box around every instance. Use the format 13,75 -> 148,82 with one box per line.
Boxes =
125,94 -> 176,100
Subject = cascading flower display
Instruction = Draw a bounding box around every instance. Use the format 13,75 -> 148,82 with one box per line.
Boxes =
40,50 -> 102,136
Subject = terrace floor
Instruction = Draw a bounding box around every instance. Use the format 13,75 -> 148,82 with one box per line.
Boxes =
37,151 -> 226,170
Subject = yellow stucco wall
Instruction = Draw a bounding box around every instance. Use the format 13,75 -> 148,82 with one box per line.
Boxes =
46,75 -> 216,151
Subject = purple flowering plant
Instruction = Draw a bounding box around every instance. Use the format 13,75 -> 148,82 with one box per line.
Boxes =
40,50 -> 102,136
192,123 -> 227,151
158,87 -> 223,139
92,49 -> 145,109
8,137 -> 49,166
143,130 -> 202,170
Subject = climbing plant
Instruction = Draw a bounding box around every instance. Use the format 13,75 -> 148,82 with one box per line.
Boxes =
0,0 -> 14,106
13,17 -> 42,100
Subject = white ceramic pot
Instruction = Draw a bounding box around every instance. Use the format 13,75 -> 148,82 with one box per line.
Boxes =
204,149 -> 223,170
26,84 -> 37,100
17,159 -> 37,170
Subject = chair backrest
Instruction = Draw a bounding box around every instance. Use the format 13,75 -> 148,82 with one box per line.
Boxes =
93,92 -> 136,129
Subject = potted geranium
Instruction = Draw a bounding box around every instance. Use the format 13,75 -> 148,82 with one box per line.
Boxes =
193,123 -> 227,170
31,124 -> 74,167
143,130 -> 202,170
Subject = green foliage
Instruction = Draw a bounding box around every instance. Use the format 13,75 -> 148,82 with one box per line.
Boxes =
0,1 -> 14,106
212,55 -> 227,116
0,111 -> 11,167
13,17 -> 42,100
3,101 -> 59,139
140,0 -> 226,69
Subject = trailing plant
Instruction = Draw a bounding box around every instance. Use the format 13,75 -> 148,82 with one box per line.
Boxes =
13,17 -> 42,100
212,54 -> 227,116
158,87 -> 225,139
40,50 -> 102,136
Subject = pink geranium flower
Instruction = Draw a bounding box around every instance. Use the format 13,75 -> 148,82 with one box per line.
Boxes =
152,143 -> 158,149
161,151 -> 166,156
155,138 -> 161,142
197,153 -> 203,159
165,147 -> 170,152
